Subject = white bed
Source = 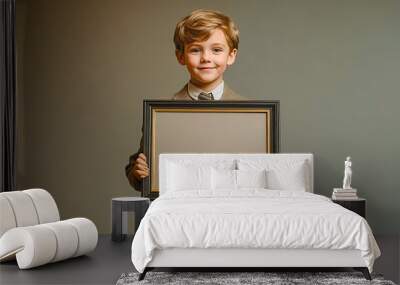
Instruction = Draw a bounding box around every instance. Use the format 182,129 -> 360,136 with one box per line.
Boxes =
131,154 -> 380,280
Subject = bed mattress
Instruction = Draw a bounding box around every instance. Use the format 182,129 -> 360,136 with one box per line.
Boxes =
131,190 -> 380,273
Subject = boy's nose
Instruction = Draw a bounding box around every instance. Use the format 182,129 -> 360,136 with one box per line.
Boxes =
200,51 -> 211,62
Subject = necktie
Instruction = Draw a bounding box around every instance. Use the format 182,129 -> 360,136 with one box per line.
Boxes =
198,92 -> 214,100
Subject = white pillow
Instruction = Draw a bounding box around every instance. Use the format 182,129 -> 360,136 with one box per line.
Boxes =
212,168 -> 237,190
238,159 -> 309,191
265,162 -> 307,191
237,169 -> 267,189
167,162 -> 212,191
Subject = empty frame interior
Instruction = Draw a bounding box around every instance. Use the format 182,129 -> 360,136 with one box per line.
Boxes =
150,108 -> 271,192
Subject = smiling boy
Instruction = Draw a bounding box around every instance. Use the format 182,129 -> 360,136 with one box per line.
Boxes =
126,9 -> 245,191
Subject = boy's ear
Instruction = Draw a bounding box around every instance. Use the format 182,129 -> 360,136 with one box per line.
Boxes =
175,50 -> 186,65
227,48 -> 238,66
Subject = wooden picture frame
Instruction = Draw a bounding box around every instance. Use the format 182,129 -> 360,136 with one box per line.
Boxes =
142,100 -> 280,199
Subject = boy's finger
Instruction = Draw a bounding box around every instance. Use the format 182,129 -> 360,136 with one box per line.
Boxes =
136,158 -> 148,166
134,164 -> 149,172
134,170 -> 148,179
135,169 -> 148,176
138,153 -> 147,162
136,164 -> 149,171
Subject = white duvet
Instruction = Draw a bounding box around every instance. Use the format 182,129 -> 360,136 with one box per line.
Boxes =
131,190 -> 380,273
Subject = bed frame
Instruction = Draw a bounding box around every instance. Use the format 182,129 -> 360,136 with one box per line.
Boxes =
138,154 -> 372,281
139,248 -> 371,280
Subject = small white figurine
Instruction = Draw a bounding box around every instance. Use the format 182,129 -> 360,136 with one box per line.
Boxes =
342,156 -> 352,189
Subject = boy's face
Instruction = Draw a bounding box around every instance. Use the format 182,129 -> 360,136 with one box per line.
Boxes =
176,28 -> 237,91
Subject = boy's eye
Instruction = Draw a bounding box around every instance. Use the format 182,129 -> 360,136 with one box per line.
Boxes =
213,48 -> 224,53
189,48 -> 201,53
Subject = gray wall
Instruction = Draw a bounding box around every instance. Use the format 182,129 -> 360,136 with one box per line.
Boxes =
16,0 -> 400,234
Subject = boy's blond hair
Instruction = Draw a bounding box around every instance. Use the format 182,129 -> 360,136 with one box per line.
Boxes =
174,9 -> 239,53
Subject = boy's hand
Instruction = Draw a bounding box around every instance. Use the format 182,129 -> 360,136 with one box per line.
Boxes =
133,153 -> 149,181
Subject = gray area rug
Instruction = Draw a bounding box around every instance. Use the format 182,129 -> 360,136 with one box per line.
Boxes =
116,271 -> 396,285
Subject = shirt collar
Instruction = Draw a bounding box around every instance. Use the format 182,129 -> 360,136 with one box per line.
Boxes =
187,81 -> 224,101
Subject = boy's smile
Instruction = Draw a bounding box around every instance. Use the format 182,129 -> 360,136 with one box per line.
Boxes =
176,28 -> 237,92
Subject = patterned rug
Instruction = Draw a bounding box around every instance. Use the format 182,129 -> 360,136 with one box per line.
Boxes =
116,271 -> 396,285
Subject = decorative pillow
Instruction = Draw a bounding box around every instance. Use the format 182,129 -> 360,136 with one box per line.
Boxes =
236,169 -> 267,189
167,162 -> 212,191
212,168 -> 237,190
265,162 -> 307,191
238,159 -> 309,191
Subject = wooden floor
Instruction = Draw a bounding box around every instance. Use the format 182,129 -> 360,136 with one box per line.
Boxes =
0,235 -> 398,285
